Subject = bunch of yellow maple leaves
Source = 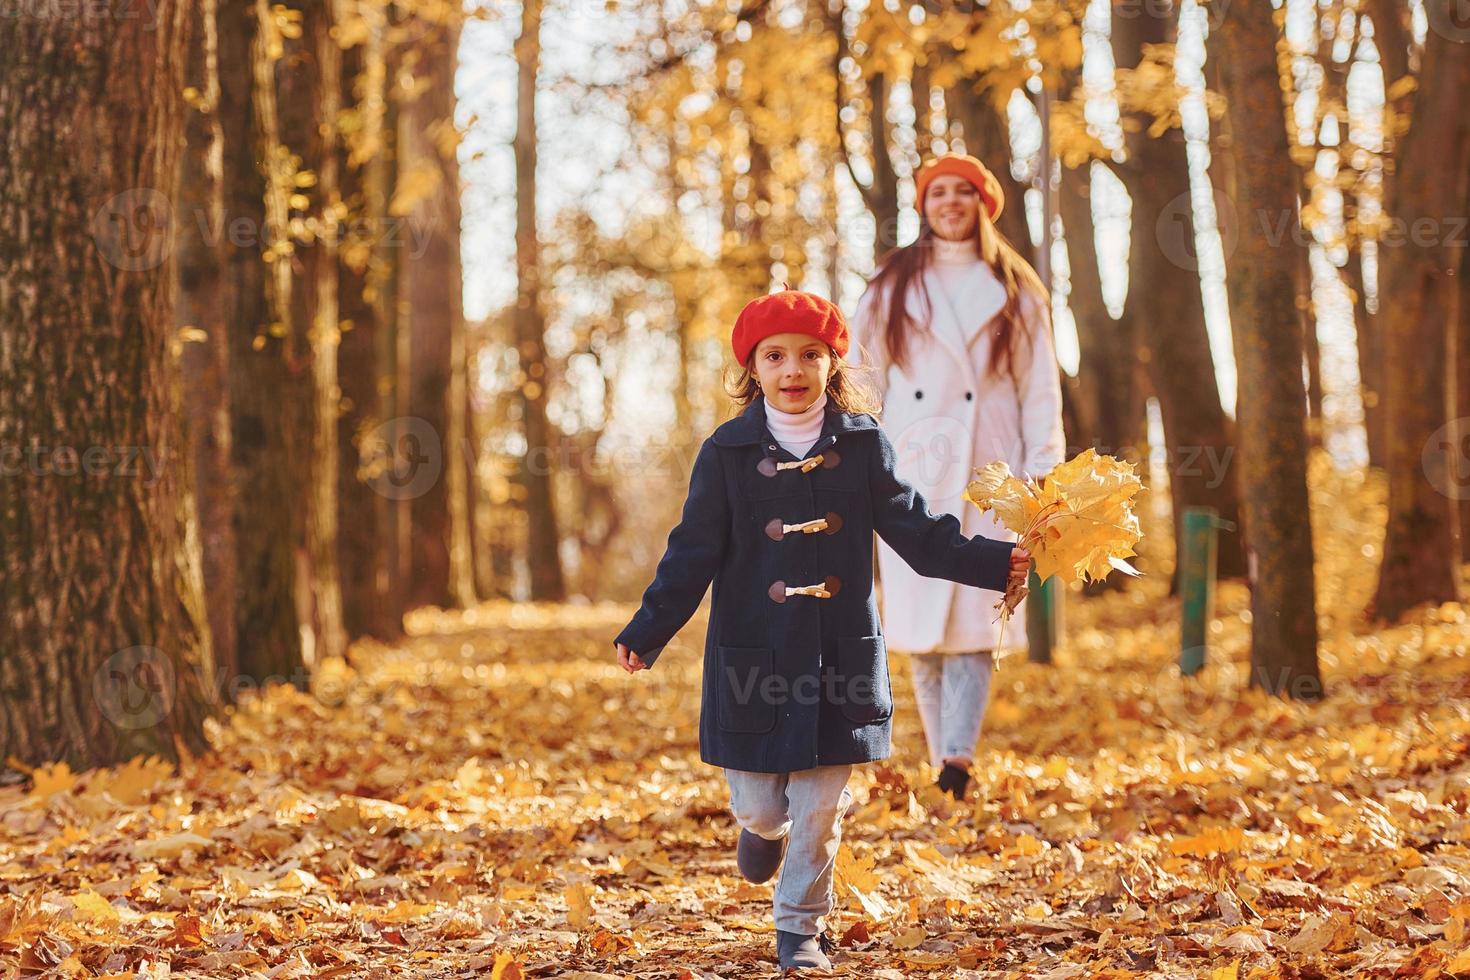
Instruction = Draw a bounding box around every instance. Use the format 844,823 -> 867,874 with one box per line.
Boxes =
965,448 -> 1145,627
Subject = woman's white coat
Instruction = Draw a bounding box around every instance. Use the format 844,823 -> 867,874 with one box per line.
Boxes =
849,258 -> 1066,654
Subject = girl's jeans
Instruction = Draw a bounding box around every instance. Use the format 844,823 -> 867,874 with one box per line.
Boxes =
724,763 -> 854,936
910,650 -> 994,768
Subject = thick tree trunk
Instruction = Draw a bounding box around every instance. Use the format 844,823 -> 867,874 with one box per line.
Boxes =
1209,0 -> 1321,698
1370,4 -> 1469,619
221,0 -> 306,688
516,0 -> 566,600
334,23 -> 398,641
1460,242 -> 1470,563
0,3 -> 218,767
399,15 -> 473,611
179,0 -> 240,686
372,13 -> 410,628
1113,0 -> 1246,583
277,0 -> 347,664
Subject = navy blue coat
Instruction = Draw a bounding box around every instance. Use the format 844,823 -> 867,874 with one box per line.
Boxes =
614,395 -> 1016,773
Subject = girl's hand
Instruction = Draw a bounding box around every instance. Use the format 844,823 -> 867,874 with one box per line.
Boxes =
1007,546 -> 1031,595
616,643 -> 647,673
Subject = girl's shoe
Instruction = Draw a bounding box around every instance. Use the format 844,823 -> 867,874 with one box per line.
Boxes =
736,829 -> 787,883
936,762 -> 970,800
776,929 -> 832,971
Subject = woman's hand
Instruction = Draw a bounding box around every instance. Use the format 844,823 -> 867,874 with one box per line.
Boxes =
616,643 -> 647,673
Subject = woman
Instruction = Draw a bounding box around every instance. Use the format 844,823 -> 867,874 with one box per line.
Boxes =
848,152 -> 1066,800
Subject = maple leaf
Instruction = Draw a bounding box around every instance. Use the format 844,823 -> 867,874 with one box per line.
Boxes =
966,449 -> 1144,634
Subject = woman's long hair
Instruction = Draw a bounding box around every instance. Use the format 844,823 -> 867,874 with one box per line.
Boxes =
867,199 -> 1047,381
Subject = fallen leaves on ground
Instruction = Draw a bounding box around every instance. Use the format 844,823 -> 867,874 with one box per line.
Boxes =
1,453 -> 1468,977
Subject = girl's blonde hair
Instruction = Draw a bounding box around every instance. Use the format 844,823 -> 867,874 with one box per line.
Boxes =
724,344 -> 883,417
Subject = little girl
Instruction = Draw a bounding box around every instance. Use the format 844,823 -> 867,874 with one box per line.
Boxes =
613,288 -> 1029,972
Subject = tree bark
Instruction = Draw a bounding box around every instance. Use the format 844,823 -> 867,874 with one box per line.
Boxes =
221,0 -> 307,688
1058,161 -> 1143,456
516,0 -> 567,600
277,0 -> 348,664
1112,0 -> 1246,583
179,0 -> 240,685
1209,0 -> 1321,698
334,15 -> 398,641
399,13 -> 475,611
1343,254 -> 1387,467
1370,3 -> 1468,619
1460,240 -> 1470,563
0,2 -> 218,767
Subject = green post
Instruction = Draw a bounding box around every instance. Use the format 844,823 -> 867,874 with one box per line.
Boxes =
1179,506 -> 1219,676
1026,569 -> 1060,664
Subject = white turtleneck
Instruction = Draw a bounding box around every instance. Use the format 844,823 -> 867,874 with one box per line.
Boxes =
932,235 -> 981,298
765,391 -> 828,459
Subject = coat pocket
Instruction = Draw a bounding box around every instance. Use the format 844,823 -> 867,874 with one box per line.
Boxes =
716,646 -> 778,734
835,635 -> 893,725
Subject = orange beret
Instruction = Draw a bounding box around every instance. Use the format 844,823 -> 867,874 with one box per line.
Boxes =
731,286 -> 849,366
914,153 -> 1005,222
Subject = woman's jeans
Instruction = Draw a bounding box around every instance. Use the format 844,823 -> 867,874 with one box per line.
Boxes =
724,764 -> 854,935
910,650 -> 994,768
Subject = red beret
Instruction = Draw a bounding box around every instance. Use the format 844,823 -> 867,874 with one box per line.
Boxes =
731,287 -> 849,366
915,152 -> 1005,222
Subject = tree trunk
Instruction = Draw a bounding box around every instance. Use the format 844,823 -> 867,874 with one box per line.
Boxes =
335,19 -> 398,641
179,0 -> 240,685
516,0 -> 566,600
1370,4 -> 1468,619
278,0 -> 347,665
1343,254 -> 1388,468
1299,224 -> 1324,447
400,14 -> 474,611
0,3 -> 218,767
867,71 -> 901,262
373,12 -> 410,628
221,0 -> 307,688
1058,161 -> 1142,455
1460,240 -> 1470,563
1209,0 -> 1321,698
1113,0 -> 1245,583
